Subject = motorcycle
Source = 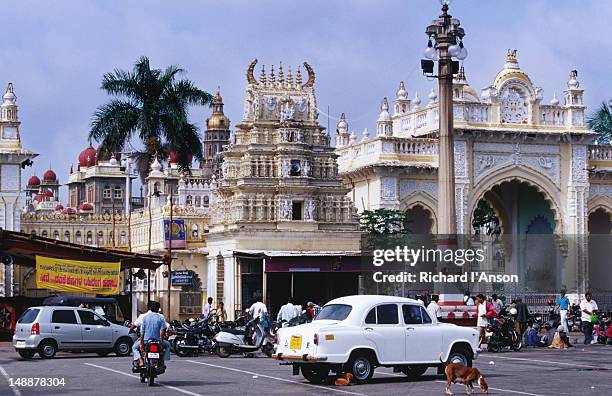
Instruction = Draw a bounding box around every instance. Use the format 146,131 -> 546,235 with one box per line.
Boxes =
213,314 -> 274,358
567,304 -> 582,332
486,309 -> 522,352
135,340 -> 165,386
171,315 -> 217,357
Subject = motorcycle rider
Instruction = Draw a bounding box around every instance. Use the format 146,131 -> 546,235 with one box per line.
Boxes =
277,298 -> 298,327
131,301 -> 171,368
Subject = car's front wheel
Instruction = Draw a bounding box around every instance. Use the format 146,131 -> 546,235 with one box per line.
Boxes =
347,353 -> 375,383
301,365 -> 330,384
402,365 -> 428,379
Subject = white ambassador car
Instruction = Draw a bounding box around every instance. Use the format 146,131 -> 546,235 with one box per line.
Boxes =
274,295 -> 479,383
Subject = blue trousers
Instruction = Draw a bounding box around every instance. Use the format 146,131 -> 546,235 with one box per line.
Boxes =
132,339 -> 171,361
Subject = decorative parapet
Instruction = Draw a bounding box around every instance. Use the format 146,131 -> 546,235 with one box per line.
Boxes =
21,212 -> 128,224
336,136 -> 438,174
589,145 -> 612,171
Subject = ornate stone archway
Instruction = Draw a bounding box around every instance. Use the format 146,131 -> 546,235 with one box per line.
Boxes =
399,192 -> 437,233
467,166 -> 564,235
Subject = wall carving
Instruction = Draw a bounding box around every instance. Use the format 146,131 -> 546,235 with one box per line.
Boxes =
454,140 -> 467,178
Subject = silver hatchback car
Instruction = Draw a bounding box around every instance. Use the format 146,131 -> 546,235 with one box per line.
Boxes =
12,306 -> 133,359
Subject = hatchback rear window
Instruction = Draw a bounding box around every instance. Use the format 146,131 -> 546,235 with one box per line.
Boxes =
315,304 -> 352,321
17,308 -> 40,324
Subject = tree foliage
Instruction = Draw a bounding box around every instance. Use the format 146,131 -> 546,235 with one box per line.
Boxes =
359,209 -> 411,234
587,100 -> 612,144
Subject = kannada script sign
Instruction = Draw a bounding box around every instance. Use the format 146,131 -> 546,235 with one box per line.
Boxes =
36,256 -> 121,295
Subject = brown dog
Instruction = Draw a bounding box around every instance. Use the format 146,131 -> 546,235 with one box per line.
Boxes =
334,373 -> 354,386
444,363 -> 488,394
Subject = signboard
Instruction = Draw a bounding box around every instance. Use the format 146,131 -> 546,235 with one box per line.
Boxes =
164,218 -> 186,249
171,270 -> 194,286
35,256 -> 121,295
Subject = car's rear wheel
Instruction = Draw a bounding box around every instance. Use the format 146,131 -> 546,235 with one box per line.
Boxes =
38,340 -> 57,359
17,349 -> 35,359
347,353 -> 374,383
402,365 -> 428,379
301,365 -> 330,384
447,347 -> 472,367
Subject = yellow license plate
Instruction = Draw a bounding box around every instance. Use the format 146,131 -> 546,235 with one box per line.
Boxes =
290,335 -> 302,350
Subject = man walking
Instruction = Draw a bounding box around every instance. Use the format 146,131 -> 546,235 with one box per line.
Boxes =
556,290 -> 570,333
515,298 -> 529,337
580,292 -> 598,345
476,294 -> 495,350
203,297 -> 213,318
427,295 -> 441,323
277,298 -> 298,327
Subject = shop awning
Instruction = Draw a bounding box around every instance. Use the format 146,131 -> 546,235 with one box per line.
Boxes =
233,250 -> 363,272
0,228 -> 168,270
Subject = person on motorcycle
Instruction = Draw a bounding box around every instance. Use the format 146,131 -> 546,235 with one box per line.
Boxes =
277,298 -> 298,327
132,301 -> 171,369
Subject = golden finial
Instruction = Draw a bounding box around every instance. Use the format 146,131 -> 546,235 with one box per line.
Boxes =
506,49 -> 518,64
269,64 -> 275,86
278,62 -> 284,88
296,66 -> 303,86
287,66 -> 293,89
260,65 -> 267,87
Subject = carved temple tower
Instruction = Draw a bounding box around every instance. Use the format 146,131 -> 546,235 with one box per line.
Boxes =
206,60 -> 361,316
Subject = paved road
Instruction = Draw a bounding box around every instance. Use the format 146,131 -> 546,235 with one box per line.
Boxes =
0,343 -> 610,396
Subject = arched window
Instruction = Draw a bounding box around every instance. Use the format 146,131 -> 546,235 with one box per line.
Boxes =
194,196 -> 201,207
120,231 -> 127,245
153,182 -> 160,194
76,231 -> 82,244
97,231 -> 104,244
103,185 -> 111,199
186,195 -> 193,206
63,231 -> 70,242
42,230 -> 48,238
203,195 -> 210,207
86,231 -> 93,244
192,224 -> 199,238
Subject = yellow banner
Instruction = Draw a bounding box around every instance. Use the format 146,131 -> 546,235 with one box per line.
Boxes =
36,256 -> 121,295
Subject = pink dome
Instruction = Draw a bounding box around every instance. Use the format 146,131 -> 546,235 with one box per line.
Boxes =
43,169 -> 57,182
65,207 -> 77,215
27,176 -> 41,186
79,202 -> 94,211
55,204 -> 64,211
78,146 -> 97,167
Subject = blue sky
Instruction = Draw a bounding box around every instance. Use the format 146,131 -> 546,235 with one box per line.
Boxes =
2,0 -> 611,199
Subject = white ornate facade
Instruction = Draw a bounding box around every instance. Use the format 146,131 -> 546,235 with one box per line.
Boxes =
337,50 -> 612,294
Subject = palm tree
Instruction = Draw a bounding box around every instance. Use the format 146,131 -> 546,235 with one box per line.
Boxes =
89,56 -> 213,180
587,100 -> 612,144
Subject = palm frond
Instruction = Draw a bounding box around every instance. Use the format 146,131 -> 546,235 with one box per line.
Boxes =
89,99 -> 140,143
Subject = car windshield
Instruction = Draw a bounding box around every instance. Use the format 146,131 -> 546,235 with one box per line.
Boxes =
314,304 -> 352,321
17,308 -> 40,324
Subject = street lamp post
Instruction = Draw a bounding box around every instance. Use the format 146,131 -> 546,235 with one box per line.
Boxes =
421,0 -> 467,239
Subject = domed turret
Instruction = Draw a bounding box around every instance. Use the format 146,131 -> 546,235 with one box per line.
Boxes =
395,81 -> 408,101
78,146 -> 97,167
376,98 -> 393,137
335,113 -> 350,147
43,169 -> 57,182
550,93 -> 559,106
27,175 -> 41,186
206,88 -> 230,130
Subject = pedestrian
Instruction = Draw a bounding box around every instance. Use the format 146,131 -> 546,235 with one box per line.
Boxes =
427,295 -> 441,322
306,302 -> 318,320
491,293 -> 503,315
217,302 -> 227,323
203,297 -> 213,318
580,291 -> 598,345
476,294 -> 495,349
248,299 -> 268,320
464,291 -> 475,306
514,298 -> 529,337
277,298 -> 298,327
556,290 -> 570,333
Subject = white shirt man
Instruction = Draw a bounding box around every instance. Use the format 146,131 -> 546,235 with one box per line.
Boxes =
277,301 -> 298,326
580,298 -> 598,322
248,301 -> 268,319
426,300 -> 441,323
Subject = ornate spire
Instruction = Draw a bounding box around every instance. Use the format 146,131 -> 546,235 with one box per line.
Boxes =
550,93 -> 559,106
287,66 -> 293,89
277,62 -> 284,88
260,65 -> 267,87
396,81 -> 408,100
269,65 -> 276,86
337,112 -> 348,134
3,82 -> 16,106
428,88 -> 438,103
361,127 -> 370,142
413,91 -> 421,108
567,70 -> 580,89
296,66 -> 303,86
504,49 -> 519,69
457,65 -> 466,81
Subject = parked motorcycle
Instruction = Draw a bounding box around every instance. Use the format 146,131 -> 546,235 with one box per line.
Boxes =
171,315 -> 217,357
213,314 -> 274,358
135,340 -> 165,386
486,309 -> 522,352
